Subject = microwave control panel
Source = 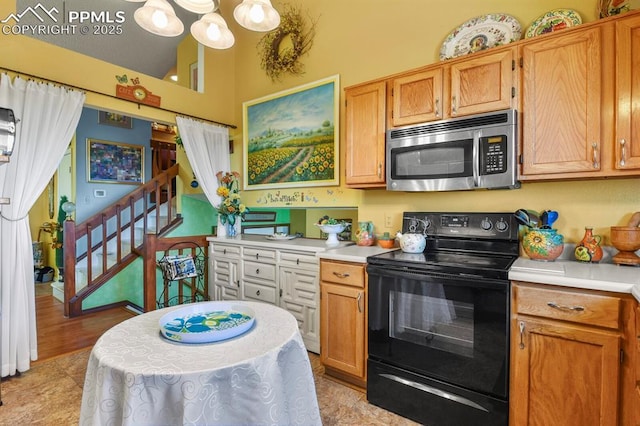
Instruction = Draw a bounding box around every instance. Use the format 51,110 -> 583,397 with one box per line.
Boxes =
480,135 -> 507,174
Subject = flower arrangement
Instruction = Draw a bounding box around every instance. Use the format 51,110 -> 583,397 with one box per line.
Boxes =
216,171 -> 248,227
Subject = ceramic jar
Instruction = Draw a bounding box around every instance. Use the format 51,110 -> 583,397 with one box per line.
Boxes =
521,228 -> 564,261
355,221 -> 375,246
574,227 -> 603,263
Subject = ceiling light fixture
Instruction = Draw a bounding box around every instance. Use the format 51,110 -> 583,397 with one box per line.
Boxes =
128,0 -> 280,50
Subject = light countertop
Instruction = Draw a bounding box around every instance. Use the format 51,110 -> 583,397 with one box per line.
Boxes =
318,245 -> 398,263
509,250 -> 640,302
207,234 -> 355,253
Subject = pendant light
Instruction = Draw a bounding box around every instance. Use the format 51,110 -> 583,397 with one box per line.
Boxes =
134,0 -> 184,37
191,12 -> 235,49
233,0 -> 280,32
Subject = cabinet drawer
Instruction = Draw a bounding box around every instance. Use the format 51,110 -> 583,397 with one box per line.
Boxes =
280,250 -> 319,268
243,282 -> 277,304
514,283 -> 621,329
211,243 -> 241,257
243,247 -> 276,262
243,260 -> 276,283
320,260 -> 365,288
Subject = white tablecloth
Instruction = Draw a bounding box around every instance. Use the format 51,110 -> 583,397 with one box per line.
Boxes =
79,301 -> 321,425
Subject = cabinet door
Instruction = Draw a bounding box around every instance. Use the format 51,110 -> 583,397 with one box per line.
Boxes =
391,68 -> 443,126
320,282 -> 366,379
511,317 -> 620,426
450,48 -> 515,117
210,257 -> 240,301
344,81 -> 387,187
615,14 -> 640,170
280,266 -> 320,353
521,27 -> 603,176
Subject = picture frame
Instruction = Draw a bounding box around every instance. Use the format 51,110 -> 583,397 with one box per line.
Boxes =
87,139 -> 144,184
98,110 -> 132,129
243,75 -> 340,190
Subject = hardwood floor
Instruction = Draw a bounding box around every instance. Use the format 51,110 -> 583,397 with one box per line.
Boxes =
35,286 -> 136,362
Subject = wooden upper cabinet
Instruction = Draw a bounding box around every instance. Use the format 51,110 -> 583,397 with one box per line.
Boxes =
450,48 -> 516,117
520,26 -> 604,177
615,13 -> 640,170
391,68 -> 444,126
344,81 -> 387,187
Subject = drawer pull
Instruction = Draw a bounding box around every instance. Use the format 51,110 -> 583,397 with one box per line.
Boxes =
256,268 -> 260,274
223,249 -> 227,255
547,302 -> 585,312
256,253 -> 259,260
256,290 -> 260,296
332,272 -> 350,279
296,259 -> 300,265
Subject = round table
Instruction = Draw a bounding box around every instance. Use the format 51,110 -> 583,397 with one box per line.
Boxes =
79,301 -> 321,425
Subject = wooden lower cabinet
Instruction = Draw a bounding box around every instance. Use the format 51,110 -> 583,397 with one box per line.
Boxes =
510,281 -> 637,426
320,259 -> 367,388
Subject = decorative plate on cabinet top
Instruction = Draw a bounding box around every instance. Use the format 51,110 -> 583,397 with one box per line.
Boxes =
439,14 -> 522,61
524,9 -> 582,38
598,0 -> 640,18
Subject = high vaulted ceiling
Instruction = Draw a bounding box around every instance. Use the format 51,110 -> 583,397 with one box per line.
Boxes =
15,0 -> 200,79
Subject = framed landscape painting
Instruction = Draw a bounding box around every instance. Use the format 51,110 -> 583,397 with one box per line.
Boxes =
243,75 -> 340,190
87,139 -> 144,184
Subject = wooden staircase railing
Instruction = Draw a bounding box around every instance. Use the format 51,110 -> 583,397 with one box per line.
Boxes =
63,164 -> 181,317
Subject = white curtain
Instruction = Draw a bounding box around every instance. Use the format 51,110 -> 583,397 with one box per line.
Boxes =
0,74 -> 85,376
175,116 -> 230,208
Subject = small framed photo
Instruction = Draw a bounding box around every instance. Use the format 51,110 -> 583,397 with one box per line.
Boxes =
98,111 -> 132,129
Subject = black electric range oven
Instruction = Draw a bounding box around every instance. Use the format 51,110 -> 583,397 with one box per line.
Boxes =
367,212 -> 519,426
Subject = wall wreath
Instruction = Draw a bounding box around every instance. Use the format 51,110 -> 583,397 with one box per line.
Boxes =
258,4 -> 317,81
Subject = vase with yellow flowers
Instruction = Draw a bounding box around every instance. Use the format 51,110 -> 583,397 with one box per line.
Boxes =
215,171 -> 248,237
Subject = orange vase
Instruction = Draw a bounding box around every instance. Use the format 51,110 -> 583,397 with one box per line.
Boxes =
574,227 -> 603,263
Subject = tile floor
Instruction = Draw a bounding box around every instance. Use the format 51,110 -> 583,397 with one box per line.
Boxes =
0,349 -> 419,425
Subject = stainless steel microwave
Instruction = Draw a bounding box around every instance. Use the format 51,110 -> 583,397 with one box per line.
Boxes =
386,109 -> 519,192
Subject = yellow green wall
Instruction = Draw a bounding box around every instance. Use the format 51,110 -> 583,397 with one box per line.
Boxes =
3,0 -> 638,247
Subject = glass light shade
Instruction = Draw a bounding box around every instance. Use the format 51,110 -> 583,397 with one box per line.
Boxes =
233,0 -> 280,32
134,0 -> 184,37
191,13 -> 235,49
0,108 -> 17,156
174,0 -> 216,14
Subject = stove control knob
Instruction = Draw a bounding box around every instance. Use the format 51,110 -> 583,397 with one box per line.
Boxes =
495,219 -> 509,232
481,218 -> 493,230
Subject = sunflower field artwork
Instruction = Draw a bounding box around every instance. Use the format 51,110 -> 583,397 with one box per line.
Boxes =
242,75 -> 339,190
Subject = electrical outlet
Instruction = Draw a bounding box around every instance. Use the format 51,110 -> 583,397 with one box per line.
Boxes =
385,214 -> 393,228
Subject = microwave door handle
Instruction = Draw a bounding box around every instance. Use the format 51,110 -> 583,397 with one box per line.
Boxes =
472,132 -> 480,187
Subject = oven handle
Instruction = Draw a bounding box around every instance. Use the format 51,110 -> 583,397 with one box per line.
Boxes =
366,264 -> 508,290
472,131 -> 480,187
380,373 -> 490,413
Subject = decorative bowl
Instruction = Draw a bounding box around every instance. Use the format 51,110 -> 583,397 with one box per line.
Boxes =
316,223 -> 349,246
521,228 -> 564,261
378,239 -> 395,249
610,226 -> 640,265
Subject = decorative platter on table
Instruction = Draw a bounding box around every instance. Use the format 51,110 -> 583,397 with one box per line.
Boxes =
439,14 -> 522,61
159,302 -> 255,344
265,233 -> 297,240
525,9 -> 582,38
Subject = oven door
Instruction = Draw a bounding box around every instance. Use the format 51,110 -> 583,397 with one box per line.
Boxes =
367,264 -> 509,399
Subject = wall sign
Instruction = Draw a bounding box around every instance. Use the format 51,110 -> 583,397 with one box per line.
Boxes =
116,84 -> 161,107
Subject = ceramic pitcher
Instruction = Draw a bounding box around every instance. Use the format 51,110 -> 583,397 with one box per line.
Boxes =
574,227 -> 603,262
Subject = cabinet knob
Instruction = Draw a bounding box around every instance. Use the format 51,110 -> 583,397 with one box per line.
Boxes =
256,268 -> 260,274
256,290 -> 260,296
296,258 -> 300,265
256,253 -> 259,259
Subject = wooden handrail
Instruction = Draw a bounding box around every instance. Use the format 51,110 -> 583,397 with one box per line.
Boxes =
63,164 -> 181,317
